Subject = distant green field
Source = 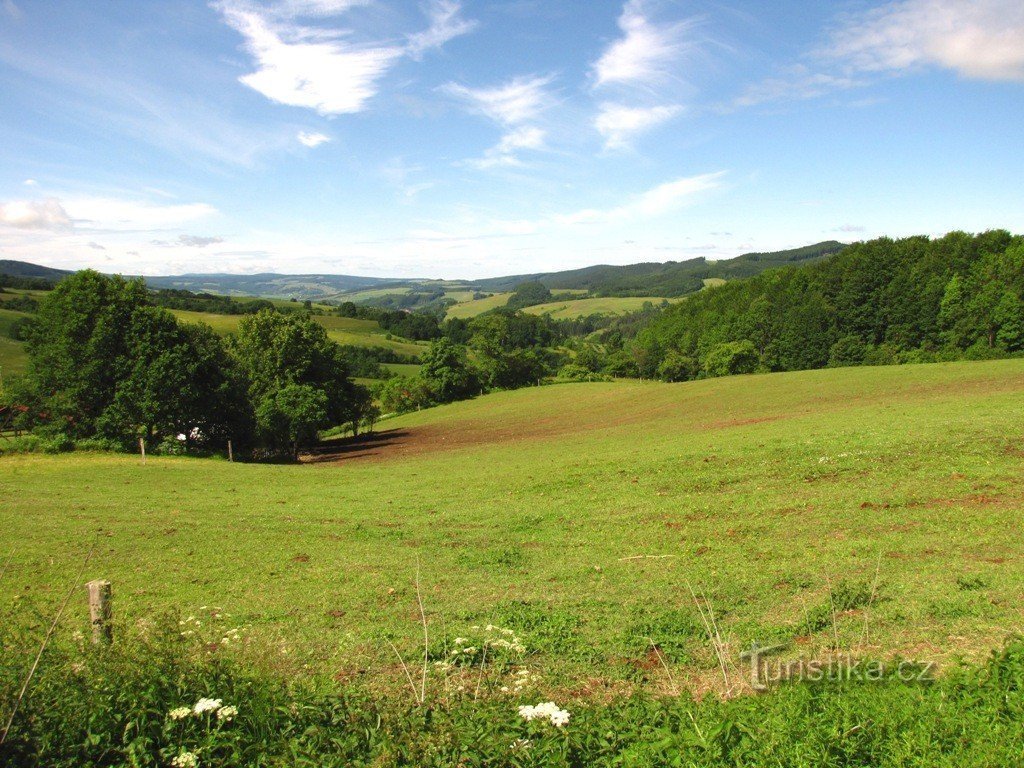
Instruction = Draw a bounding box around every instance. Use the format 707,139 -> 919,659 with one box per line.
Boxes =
4,359 -> 1023,693
445,292 -> 513,318
382,362 -> 422,376
0,307 -> 30,376
168,309 -> 426,358
0,288 -> 47,303
335,287 -> 412,303
523,296 -> 673,319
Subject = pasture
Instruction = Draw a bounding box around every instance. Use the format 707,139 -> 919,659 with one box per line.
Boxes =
0,307 -> 29,376
444,292 -> 513,318
3,359 -> 1023,695
523,296 -> 674,319
168,309 -> 427,357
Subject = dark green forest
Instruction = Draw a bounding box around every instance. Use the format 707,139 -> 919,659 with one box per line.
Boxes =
624,230 -> 1024,380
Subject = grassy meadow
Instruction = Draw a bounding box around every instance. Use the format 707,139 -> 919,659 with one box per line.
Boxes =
444,292 -> 513,318
0,307 -> 29,376
168,309 -> 427,357
523,296 -> 673,319
3,359 -> 1023,697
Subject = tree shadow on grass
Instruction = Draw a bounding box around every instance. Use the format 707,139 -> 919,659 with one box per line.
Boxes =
301,429 -> 413,463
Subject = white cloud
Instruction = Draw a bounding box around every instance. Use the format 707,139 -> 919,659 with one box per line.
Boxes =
0,198 -> 72,231
732,66 -> 864,109
595,103 -> 681,149
22,178 -> 37,186
63,197 -> 217,231
178,234 -> 224,247
554,172 -> 726,225
407,0 -> 478,59
470,126 -> 547,168
87,241 -> 106,250
217,2 -> 403,115
297,130 -> 331,147
824,0 -> 1024,81
442,75 -> 554,125
592,0 -> 695,88
275,0 -> 370,17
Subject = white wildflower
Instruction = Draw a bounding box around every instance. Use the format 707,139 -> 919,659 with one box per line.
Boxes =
454,637 -> 468,645
193,698 -> 222,714
510,738 -> 531,750
217,705 -> 238,722
171,752 -> 199,768
518,701 -> 570,727
167,706 -> 192,720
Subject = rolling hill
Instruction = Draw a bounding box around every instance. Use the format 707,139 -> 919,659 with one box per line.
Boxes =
1,240 -> 847,305
474,241 -> 846,296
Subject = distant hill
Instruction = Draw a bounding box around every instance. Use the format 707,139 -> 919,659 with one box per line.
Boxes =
474,241 -> 847,297
0,240 -> 846,303
144,272 -> 403,299
0,260 -> 72,280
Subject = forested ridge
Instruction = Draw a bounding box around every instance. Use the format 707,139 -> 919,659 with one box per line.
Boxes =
627,230 -> 1024,380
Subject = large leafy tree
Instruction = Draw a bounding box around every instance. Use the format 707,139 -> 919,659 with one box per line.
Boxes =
419,337 -> 479,403
229,310 -> 366,451
19,270 -> 250,446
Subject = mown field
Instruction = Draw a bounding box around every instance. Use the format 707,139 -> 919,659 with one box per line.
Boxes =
523,296 -> 674,319
168,309 -> 426,357
3,360 -> 1023,697
0,307 -> 29,375
444,292 -> 513,318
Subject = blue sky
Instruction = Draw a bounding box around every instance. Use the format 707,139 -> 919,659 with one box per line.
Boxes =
0,0 -> 1022,279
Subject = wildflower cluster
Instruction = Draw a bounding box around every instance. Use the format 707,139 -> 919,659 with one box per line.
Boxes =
165,696 -> 239,767
500,668 -> 540,694
178,607 -> 245,647
518,701 -> 570,728
441,625 -> 526,668
166,697 -> 239,722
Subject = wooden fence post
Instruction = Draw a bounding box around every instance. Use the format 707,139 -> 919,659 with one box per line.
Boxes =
227,439 -> 233,462
87,579 -> 112,644
139,437 -> 146,463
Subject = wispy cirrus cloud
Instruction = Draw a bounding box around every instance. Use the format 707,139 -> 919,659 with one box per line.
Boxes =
554,172 -> 726,226
407,0 -> 478,60
442,74 -> 554,125
469,126 -> 547,169
592,0 -> 696,89
443,75 -> 554,168
595,103 -> 681,150
297,130 -> 330,147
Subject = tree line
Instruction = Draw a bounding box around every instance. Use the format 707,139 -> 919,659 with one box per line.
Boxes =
2,271 -> 372,457
620,230 -> 1024,380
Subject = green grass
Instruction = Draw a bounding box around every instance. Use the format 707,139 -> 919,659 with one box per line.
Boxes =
383,362 -> 422,376
523,296 -> 675,319
3,360 -> 1024,693
167,309 -> 426,357
444,292 -> 513,318
0,307 -> 30,376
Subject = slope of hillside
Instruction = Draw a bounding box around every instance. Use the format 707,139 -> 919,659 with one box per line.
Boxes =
145,272 -> 402,299
0,260 -> 71,280
4,359 -> 1022,689
168,309 -> 427,357
474,241 -> 846,296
